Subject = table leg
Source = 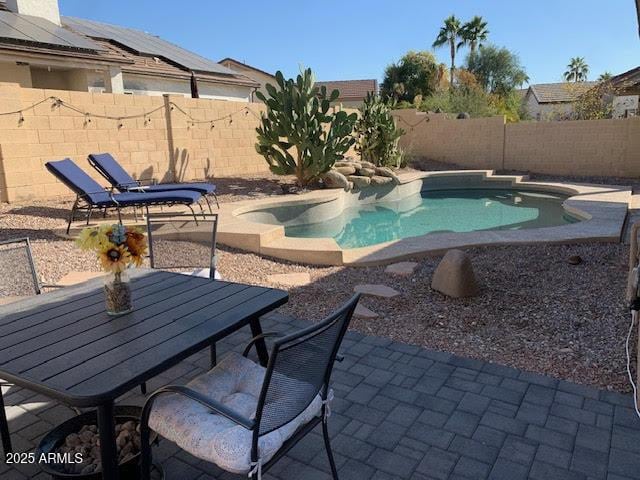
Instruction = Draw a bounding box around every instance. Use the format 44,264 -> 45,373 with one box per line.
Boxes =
97,402 -> 119,480
249,317 -> 269,367
0,388 -> 12,455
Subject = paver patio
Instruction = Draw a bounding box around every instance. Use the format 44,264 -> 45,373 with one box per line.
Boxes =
1,312 -> 639,480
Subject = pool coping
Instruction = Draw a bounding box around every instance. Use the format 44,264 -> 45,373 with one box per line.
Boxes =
217,170 -> 631,266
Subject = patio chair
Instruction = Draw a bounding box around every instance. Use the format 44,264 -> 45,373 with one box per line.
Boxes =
88,153 -> 219,211
0,238 -> 41,302
45,159 -> 202,234
139,294 -> 361,480
146,212 -> 220,372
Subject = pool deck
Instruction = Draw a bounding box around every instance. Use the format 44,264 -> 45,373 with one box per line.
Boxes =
216,170 -> 632,266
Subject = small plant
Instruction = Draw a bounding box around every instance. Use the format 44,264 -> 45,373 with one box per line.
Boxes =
255,69 -> 357,187
355,93 -> 405,168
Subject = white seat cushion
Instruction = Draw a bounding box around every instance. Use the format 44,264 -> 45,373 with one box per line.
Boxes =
149,352 -> 322,474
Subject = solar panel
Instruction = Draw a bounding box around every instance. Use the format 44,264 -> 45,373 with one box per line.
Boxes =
63,16 -> 235,74
0,11 -> 102,51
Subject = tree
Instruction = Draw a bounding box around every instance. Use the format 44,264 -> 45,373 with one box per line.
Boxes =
459,16 -> 489,54
466,45 -> 529,96
380,51 -> 444,102
598,72 -> 613,82
355,93 -> 405,167
563,57 -> 589,82
432,15 -> 463,84
255,69 -> 357,187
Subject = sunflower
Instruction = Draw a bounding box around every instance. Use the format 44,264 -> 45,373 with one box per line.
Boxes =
125,229 -> 148,267
76,227 -> 109,251
99,244 -> 131,273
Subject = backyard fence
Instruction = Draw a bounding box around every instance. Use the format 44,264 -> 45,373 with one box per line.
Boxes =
394,109 -> 640,178
0,82 -> 275,202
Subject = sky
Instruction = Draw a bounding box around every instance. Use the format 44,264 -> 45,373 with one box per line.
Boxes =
60,0 -> 639,86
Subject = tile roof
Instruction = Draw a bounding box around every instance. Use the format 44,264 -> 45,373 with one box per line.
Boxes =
218,57 -> 275,79
609,66 -> 640,89
315,79 -> 378,100
528,81 -> 599,103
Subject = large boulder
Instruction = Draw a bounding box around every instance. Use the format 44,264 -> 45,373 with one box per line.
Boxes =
323,170 -> 351,190
335,166 -> 356,176
335,160 -> 362,170
360,160 -> 376,169
370,175 -> 393,186
431,249 -> 479,298
348,175 -> 372,188
359,167 -> 376,177
375,167 -> 400,184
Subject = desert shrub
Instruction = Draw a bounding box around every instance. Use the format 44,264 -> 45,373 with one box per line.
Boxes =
355,93 -> 405,167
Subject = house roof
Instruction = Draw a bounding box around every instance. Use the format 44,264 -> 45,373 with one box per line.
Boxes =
93,39 -> 258,87
609,66 -> 640,89
0,1 -> 257,88
528,82 -> 599,103
218,57 -> 275,79
315,79 -> 378,100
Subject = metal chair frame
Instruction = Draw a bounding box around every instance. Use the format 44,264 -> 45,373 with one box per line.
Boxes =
140,294 -> 361,480
0,238 -> 41,295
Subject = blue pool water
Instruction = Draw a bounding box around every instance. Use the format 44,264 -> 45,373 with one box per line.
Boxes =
284,189 -> 579,248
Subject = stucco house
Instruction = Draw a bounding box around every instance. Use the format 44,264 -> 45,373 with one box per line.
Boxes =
218,57 -> 275,102
315,79 -> 378,108
521,82 -> 599,120
0,0 -> 258,101
608,66 -> 640,118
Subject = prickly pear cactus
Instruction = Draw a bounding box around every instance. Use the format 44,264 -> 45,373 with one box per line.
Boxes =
255,69 -> 357,187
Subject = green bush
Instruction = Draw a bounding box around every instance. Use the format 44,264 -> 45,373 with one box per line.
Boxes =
255,69 -> 357,187
355,93 -> 405,168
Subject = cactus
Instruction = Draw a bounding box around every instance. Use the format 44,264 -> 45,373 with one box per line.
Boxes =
355,93 -> 405,168
255,69 -> 357,187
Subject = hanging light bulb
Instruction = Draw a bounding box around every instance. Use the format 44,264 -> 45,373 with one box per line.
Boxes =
210,121 -> 215,130
18,112 -> 24,125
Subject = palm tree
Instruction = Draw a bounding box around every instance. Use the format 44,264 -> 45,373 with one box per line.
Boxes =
597,72 -> 612,82
432,15 -> 463,85
459,16 -> 489,54
563,57 -> 589,82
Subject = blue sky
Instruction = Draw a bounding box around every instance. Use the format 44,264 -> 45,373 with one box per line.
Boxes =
60,0 -> 639,85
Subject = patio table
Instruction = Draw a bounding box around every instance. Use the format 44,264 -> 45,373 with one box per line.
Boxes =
0,269 -> 288,479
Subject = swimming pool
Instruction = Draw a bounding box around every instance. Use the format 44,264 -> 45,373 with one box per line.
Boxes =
283,189 -> 579,248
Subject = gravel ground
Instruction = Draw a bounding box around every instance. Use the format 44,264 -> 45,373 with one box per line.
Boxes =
0,177 -> 635,393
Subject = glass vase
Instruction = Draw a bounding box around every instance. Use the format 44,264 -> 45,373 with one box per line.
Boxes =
104,270 -> 132,316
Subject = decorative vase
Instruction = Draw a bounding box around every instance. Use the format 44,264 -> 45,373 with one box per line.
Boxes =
104,270 -> 132,316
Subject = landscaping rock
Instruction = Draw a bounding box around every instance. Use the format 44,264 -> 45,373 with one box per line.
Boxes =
348,175 -> 372,188
354,284 -> 401,298
335,166 -> 356,176
375,167 -> 400,183
360,161 -> 376,169
568,255 -> 582,265
370,175 -> 393,186
267,272 -> 311,286
335,160 -> 362,170
385,261 -> 418,276
359,167 -> 376,177
431,249 -> 479,298
323,170 -> 351,190
354,304 -> 379,319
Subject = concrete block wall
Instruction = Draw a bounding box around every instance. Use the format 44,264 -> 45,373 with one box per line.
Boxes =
394,109 -> 640,178
0,82 -> 270,202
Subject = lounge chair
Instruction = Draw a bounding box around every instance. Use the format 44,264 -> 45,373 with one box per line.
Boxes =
45,159 -> 202,234
88,153 -> 219,211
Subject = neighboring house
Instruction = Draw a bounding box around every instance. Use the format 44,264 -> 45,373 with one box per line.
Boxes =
218,57 -> 275,102
521,82 -> 598,120
0,0 -> 258,101
315,79 -> 378,108
608,66 -> 640,118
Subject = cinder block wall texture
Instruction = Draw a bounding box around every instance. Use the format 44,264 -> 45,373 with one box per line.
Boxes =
0,82 -> 270,203
394,109 -> 640,177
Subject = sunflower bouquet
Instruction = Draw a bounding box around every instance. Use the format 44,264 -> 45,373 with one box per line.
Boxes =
76,224 -> 148,315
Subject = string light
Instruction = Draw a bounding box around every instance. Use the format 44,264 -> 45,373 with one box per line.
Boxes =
0,96 -> 257,130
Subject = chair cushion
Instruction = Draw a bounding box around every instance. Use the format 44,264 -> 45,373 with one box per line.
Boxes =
104,190 -> 200,207
149,352 -> 323,474
144,183 -> 216,195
